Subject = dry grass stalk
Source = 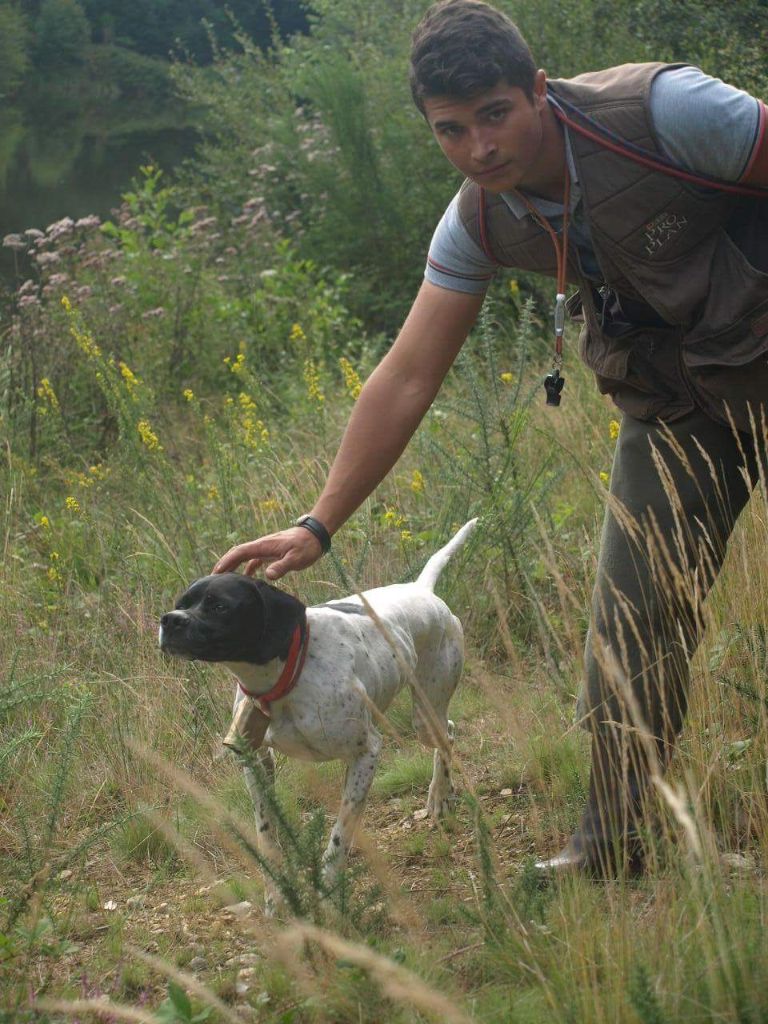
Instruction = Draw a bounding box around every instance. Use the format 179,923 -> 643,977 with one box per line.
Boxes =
34,998 -> 158,1024
277,921 -> 475,1024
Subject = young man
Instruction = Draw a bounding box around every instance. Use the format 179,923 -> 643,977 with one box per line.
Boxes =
213,0 -> 768,875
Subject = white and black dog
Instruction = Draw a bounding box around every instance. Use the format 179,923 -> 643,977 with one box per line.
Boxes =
159,519 -> 476,909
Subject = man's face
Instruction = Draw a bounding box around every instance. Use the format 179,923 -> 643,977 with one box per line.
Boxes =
423,71 -> 548,194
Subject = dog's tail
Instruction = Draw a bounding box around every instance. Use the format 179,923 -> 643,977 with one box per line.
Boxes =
416,518 -> 478,591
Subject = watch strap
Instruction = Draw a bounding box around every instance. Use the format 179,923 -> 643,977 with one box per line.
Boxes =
295,514 -> 332,554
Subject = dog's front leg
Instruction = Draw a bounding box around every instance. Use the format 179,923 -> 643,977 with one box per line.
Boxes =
242,748 -> 283,916
322,730 -> 382,888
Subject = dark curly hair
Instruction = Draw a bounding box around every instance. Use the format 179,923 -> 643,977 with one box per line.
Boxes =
410,0 -> 537,114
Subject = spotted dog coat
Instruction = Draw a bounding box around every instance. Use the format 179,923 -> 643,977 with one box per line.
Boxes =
159,519 -> 477,912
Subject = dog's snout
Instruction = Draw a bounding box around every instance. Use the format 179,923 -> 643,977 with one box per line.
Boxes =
161,610 -> 186,631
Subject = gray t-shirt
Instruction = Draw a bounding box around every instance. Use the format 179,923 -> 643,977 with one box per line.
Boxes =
425,66 -> 761,293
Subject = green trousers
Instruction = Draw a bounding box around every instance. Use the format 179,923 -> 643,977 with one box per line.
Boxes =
577,408 -> 764,759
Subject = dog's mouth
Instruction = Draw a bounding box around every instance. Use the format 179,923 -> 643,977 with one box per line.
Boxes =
158,620 -> 242,662
158,628 -> 196,659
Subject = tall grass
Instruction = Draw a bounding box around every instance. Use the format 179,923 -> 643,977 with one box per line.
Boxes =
2,278 -> 768,1021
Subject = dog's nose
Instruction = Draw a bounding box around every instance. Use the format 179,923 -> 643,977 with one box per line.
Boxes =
161,611 -> 184,631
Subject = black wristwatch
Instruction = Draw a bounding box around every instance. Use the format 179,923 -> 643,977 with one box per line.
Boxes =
295,514 -> 332,554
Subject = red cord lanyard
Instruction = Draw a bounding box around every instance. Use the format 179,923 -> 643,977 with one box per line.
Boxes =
512,159 -> 571,404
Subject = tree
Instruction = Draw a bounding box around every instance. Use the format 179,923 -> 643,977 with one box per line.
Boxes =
33,0 -> 90,70
0,2 -> 30,96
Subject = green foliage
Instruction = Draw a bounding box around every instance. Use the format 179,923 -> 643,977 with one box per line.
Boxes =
627,962 -> 668,1024
630,0 -> 768,96
156,982 -> 213,1024
84,44 -> 173,101
225,742 -> 384,927
0,2 -> 30,96
174,0 -> 454,330
33,0 -> 90,68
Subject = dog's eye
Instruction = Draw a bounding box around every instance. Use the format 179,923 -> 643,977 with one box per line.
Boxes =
204,597 -> 228,615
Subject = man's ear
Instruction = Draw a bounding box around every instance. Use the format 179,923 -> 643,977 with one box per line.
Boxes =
533,68 -> 548,111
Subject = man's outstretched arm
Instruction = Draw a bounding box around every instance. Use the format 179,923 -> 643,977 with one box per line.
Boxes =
212,281 -> 486,578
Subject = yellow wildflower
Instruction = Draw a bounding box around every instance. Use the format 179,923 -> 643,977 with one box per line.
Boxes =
303,359 -> 325,406
207,485 -> 219,501
609,419 -> 620,441
224,396 -> 234,407
64,496 -> 80,513
47,565 -> 63,585
499,372 -> 515,384
241,414 -> 270,450
238,392 -> 257,411
260,498 -> 280,513
410,469 -> 424,494
119,361 -> 140,397
383,507 -> 406,529
290,323 -> 307,344
36,378 -> 59,410
224,353 -> 246,376
599,471 -> 609,485
137,419 -> 162,451
62,298 -> 101,358
400,529 -> 412,542
88,463 -> 109,480
339,357 -> 362,400
183,388 -> 195,402
37,514 -> 50,529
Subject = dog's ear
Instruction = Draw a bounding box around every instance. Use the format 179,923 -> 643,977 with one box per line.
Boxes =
254,580 -> 307,663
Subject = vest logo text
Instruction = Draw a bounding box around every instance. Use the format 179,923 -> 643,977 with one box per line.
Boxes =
643,212 -> 688,256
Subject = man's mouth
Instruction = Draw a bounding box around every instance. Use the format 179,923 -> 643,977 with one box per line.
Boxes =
473,159 -> 514,179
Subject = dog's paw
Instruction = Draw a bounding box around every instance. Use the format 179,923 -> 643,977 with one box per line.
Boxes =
426,782 -> 458,820
263,889 -> 287,919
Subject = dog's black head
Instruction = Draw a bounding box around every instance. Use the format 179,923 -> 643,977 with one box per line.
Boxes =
159,573 -> 306,665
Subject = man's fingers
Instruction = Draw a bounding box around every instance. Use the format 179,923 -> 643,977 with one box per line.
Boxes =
213,541 -> 275,574
212,528 -> 323,577
264,557 -> 293,580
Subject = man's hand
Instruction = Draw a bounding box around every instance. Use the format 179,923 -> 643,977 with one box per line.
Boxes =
212,527 -> 323,580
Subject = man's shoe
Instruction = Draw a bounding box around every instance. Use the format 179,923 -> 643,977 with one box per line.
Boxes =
534,828 -> 645,879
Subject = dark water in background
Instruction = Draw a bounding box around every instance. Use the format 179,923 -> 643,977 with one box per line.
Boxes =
0,101 -> 199,288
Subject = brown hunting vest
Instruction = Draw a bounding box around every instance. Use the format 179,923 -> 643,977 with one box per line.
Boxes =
457,63 -> 768,431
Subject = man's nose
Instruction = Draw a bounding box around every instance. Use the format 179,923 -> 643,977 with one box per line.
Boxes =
470,127 -> 498,163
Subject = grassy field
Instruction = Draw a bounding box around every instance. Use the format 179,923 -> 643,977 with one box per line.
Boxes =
2,274 -> 768,1024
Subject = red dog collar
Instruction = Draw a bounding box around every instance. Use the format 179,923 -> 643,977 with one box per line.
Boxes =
238,619 -> 310,711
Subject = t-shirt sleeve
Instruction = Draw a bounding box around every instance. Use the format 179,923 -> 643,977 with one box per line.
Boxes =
425,194 -> 497,294
649,65 -> 761,182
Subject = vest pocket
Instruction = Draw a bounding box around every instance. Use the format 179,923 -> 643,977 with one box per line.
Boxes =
683,234 -> 768,368
579,322 -> 690,421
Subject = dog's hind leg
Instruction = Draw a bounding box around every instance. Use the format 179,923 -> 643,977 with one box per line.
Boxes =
413,626 -> 463,819
415,710 -> 456,819
322,728 -> 382,888
242,748 -> 283,916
